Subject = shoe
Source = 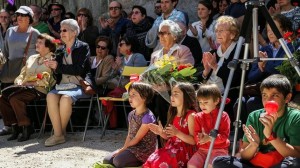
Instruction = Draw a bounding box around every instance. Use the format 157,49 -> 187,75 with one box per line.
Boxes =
0,127 -> 12,136
18,125 -> 34,142
44,135 -> 65,147
7,124 -> 20,141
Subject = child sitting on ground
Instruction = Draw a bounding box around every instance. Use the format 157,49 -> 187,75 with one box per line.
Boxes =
187,84 -> 230,168
143,82 -> 198,168
102,82 -> 157,167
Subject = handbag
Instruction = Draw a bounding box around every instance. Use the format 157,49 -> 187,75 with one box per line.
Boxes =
79,79 -> 96,95
0,49 -> 6,65
55,83 -> 77,91
1,85 -> 28,99
243,82 -> 261,96
0,31 -> 33,83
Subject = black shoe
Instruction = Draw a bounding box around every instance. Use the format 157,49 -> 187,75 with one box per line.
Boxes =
18,125 -> 34,142
0,127 -> 12,136
7,124 -> 20,141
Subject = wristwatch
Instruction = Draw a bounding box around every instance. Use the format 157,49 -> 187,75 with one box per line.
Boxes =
265,132 -> 277,142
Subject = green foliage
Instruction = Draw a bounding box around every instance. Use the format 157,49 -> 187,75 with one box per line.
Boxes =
276,50 -> 300,87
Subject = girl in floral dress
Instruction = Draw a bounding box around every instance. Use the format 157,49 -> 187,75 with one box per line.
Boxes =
102,82 -> 157,167
143,82 -> 198,168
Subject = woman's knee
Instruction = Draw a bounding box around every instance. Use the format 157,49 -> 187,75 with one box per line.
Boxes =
60,95 -> 73,105
47,93 -> 59,103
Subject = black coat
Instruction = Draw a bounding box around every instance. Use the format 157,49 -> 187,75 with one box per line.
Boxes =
54,39 -> 96,90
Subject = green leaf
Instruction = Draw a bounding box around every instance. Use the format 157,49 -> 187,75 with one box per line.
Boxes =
177,67 -> 197,76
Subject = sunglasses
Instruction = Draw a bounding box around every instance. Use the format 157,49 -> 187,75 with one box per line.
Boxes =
0,16 -> 9,19
158,31 -> 171,36
16,13 -> 29,17
155,6 -> 161,9
119,42 -> 126,47
96,45 -> 107,50
51,8 -> 61,11
131,11 -> 141,15
109,6 -> 121,11
60,29 -> 68,33
77,13 -> 88,17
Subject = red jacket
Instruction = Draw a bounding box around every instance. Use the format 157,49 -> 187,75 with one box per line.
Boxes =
194,108 -> 230,149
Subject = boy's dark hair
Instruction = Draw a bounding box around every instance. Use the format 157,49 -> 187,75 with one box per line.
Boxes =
260,74 -> 292,98
132,5 -> 147,16
270,14 -> 293,33
128,82 -> 154,105
197,84 -> 221,103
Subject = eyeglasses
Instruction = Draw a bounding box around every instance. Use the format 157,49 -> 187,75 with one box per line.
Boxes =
131,11 -> 141,15
60,29 -> 68,33
96,45 -> 107,50
158,31 -> 171,36
109,6 -> 121,11
51,8 -> 61,11
77,13 -> 87,17
155,6 -> 161,9
119,42 -> 126,47
16,13 -> 28,17
0,16 -> 8,19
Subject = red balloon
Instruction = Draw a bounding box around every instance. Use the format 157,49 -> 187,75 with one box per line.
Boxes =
265,101 -> 279,115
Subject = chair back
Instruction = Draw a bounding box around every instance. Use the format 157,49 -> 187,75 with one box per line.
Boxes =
117,66 -> 148,86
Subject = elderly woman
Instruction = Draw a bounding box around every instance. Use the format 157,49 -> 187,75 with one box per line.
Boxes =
151,20 -> 194,65
77,8 -> 99,56
91,36 -> 114,95
150,20 -> 194,127
0,34 -> 56,141
0,6 -> 39,88
125,5 -> 153,61
201,15 -> 241,121
44,19 -> 94,147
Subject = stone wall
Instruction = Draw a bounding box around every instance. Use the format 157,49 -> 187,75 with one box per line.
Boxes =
61,0 -> 199,27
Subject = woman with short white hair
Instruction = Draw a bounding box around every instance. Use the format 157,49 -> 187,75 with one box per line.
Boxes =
150,19 -> 194,66
44,19 -> 95,147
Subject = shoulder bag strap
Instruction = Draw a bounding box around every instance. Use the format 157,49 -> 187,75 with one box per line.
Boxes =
23,31 -> 33,65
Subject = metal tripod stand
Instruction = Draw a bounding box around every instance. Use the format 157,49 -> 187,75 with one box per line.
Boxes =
204,0 -> 300,167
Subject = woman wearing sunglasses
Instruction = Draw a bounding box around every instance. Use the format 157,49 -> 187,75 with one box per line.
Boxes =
90,36 -> 114,95
125,5 -> 153,61
44,19 -> 95,147
76,8 -> 99,56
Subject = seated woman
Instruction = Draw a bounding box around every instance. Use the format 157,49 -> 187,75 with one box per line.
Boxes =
109,36 -> 147,89
0,33 -> 56,142
151,20 -> 195,66
90,36 -> 114,95
200,15 -> 242,121
150,19 -> 195,127
44,19 -> 94,147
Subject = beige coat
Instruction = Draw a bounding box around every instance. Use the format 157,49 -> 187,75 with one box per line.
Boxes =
90,55 -> 114,86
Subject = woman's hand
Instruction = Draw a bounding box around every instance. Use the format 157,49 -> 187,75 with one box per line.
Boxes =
79,17 -> 88,32
99,17 -> 109,29
149,121 -> 164,135
259,113 -> 278,139
47,60 -> 58,70
165,124 -> 179,138
258,51 -> 268,72
22,81 -> 36,86
243,124 -> 260,148
188,24 -> 198,36
268,3 -> 280,16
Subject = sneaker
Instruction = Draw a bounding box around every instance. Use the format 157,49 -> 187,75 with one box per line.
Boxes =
44,135 -> 65,147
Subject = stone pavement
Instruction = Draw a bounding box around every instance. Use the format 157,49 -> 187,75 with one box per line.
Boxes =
0,119 -> 127,168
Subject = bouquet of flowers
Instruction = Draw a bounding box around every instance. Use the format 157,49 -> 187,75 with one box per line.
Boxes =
139,54 -> 197,103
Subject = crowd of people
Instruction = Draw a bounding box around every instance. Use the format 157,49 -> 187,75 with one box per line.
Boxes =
0,0 -> 299,167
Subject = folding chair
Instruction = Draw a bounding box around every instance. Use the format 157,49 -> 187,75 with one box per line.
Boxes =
99,66 -> 148,138
38,93 -> 102,142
